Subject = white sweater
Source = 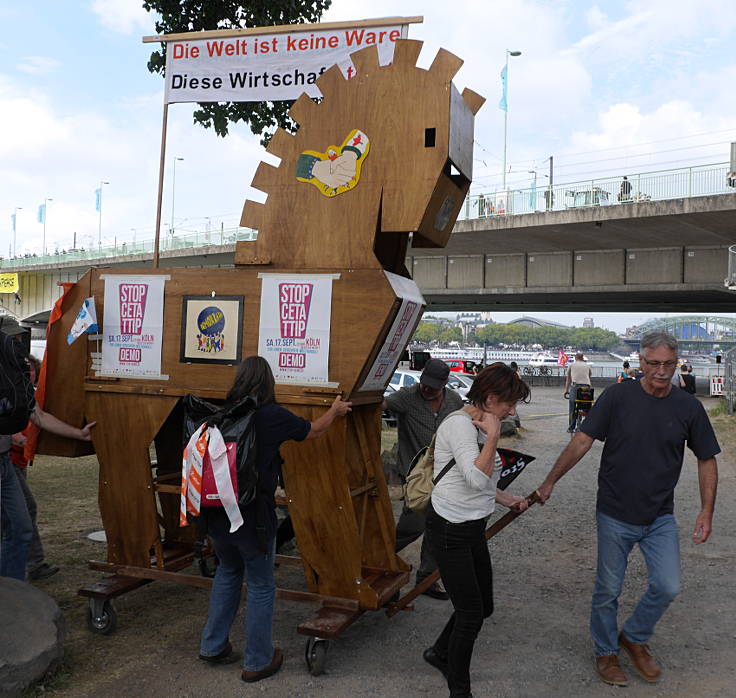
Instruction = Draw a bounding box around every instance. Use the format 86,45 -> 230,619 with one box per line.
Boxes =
431,411 -> 502,523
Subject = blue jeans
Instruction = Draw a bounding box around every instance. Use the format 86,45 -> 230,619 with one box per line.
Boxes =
568,383 -> 588,430
0,452 -> 33,580
591,511 -> 680,657
200,533 -> 276,671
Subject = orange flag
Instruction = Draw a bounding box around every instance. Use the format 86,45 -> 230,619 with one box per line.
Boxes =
24,282 -> 76,462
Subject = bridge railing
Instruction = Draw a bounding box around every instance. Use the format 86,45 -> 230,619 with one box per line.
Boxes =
460,162 -> 732,220
1,227 -> 257,269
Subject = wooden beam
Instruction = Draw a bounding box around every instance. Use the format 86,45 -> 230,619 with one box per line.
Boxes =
142,17 -> 424,43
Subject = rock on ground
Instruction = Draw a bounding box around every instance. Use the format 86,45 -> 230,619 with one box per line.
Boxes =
0,577 -> 65,697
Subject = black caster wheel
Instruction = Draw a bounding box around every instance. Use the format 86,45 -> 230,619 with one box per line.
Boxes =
86,599 -> 118,635
304,637 -> 329,676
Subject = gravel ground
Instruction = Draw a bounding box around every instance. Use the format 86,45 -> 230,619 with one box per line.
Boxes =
36,385 -> 735,698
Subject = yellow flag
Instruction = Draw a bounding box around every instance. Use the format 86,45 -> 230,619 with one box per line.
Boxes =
0,273 -> 19,294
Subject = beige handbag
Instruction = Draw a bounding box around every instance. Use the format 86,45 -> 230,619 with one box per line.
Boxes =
403,433 -> 456,513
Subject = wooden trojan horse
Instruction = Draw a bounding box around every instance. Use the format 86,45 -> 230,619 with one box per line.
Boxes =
39,41 -> 484,613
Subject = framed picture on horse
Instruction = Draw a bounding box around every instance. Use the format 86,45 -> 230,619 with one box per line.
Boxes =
179,294 -> 244,365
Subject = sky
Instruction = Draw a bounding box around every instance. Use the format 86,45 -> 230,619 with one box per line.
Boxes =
2,0 -> 736,334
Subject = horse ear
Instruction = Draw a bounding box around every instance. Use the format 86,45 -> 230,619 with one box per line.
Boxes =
428,48 -> 463,83
461,88 -> 486,115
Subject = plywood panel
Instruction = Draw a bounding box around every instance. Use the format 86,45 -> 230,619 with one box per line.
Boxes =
86,392 -> 178,566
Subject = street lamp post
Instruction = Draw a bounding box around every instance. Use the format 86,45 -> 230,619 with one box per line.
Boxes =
41,197 -> 53,256
171,157 -> 184,238
12,206 -> 22,258
97,180 -> 110,248
501,49 -> 522,192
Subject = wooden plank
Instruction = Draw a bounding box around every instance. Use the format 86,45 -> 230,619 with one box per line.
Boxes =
142,17 -> 424,43
87,561 -> 360,610
154,484 -> 180,494
77,575 -> 152,599
86,393 -> 179,567
297,606 -> 364,639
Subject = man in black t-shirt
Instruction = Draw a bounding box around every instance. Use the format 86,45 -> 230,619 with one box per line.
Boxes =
538,331 -> 719,688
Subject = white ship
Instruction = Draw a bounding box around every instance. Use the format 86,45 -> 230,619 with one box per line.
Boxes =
428,347 -> 538,362
528,352 -> 560,367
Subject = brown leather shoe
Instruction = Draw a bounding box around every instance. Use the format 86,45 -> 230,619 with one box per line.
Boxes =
619,632 -> 661,683
595,654 -> 628,686
241,648 -> 283,683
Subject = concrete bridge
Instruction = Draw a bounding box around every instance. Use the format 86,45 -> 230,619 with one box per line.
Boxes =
411,193 -> 736,312
4,193 -> 736,326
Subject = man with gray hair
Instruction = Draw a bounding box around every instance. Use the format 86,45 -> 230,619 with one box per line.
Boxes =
537,331 -> 719,687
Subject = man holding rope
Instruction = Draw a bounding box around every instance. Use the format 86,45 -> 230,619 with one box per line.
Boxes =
538,331 -> 719,687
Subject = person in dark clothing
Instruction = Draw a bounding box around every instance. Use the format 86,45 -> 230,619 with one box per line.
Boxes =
678,363 -> 696,394
539,332 -> 719,687
197,356 -> 351,684
1,325 -> 96,581
384,359 -> 463,600
619,176 -> 632,202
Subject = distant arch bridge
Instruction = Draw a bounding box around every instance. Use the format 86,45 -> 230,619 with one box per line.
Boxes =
623,315 -> 736,349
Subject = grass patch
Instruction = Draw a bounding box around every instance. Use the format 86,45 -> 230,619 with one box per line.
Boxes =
708,397 -> 731,418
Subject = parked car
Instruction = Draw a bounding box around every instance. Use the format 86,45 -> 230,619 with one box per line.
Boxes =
443,359 -> 481,374
389,370 -> 422,389
446,373 -> 475,403
382,384 -> 397,427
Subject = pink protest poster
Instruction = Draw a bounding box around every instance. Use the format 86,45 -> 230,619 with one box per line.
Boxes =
100,274 -> 169,378
257,273 -> 337,384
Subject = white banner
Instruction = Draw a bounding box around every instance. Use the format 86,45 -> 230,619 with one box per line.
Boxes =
164,23 -> 408,104
360,272 -> 425,391
101,275 -> 168,378
258,274 -> 336,384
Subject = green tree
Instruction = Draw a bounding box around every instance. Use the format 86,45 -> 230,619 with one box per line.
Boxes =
413,321 -> 440,344
143,0 -> 332,144
439,326 -> 463,344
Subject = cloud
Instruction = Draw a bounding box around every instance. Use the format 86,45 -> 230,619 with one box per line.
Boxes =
90,0 -> 153,35
17,56 -> 60,75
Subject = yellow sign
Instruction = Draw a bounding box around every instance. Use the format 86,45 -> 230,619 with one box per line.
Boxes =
0,273 -> 19,294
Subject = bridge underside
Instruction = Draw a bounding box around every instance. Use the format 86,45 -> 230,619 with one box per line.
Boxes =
409,192 -> 736,313
424,284 -> 736,313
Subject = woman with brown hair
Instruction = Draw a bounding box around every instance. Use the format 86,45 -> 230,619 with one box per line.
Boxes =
422,362 -> 531,697
197,356 -> 351,683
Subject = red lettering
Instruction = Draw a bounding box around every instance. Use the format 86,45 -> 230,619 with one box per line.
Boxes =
119,347 -> 141,363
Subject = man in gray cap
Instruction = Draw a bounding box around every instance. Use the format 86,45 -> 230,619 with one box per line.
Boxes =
384,358 -> 463,598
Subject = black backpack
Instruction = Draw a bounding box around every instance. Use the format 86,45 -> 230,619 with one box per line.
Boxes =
0,332 -> 35,435
181,394 -> 259,511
